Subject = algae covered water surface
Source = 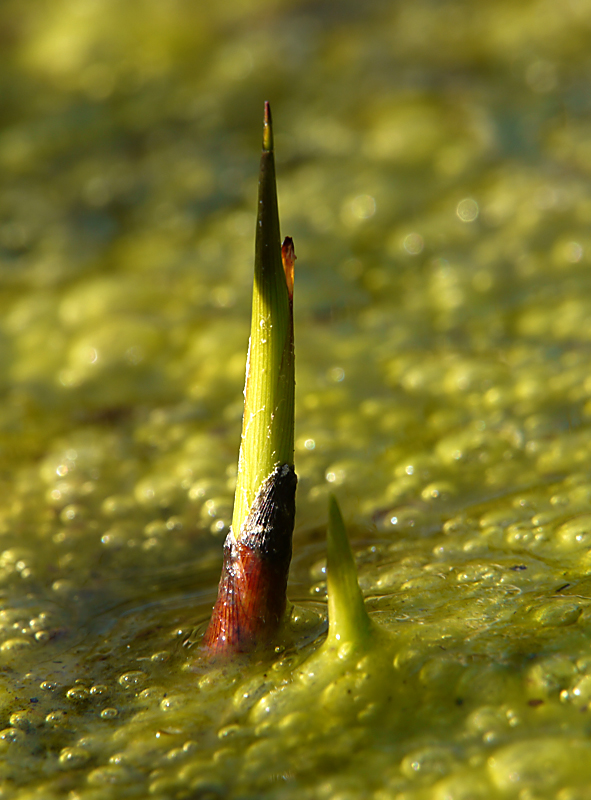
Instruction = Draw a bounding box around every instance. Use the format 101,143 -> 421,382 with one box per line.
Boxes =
2,0 -> 591,797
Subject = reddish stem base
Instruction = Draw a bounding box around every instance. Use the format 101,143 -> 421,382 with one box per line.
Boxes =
203,464 -> 297,656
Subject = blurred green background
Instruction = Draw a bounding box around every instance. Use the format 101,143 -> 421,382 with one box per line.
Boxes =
2,0 -> 591,797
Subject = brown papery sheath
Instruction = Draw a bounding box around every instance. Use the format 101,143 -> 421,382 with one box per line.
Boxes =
202,464 -> 297,655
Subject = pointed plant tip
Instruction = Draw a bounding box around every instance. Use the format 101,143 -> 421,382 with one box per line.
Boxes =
326,494 -> 373,649
328,493 -> 340,524
263,101 -> 274,152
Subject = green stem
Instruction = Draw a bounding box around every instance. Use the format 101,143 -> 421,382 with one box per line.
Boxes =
231,101 -> 294,541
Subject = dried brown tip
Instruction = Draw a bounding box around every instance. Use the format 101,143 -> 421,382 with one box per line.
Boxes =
281,236 -> 296,300
263,101 -> 273,152
202,465 -> 297,656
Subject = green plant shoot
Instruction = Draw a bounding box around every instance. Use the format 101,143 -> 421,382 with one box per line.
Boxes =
325,495 -> 373,649
203,102 -> 296,655
231,101 -> 295,542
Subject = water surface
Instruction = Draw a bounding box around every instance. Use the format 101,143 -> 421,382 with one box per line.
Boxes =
1,1 -> 591,797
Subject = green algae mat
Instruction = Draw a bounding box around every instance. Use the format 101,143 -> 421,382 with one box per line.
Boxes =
2,1 -> 591,798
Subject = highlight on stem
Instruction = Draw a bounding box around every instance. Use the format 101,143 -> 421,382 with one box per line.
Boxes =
203,102 -> 297,656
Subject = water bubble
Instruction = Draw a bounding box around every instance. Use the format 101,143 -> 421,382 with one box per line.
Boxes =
45,710 -> 68,727
328,366 -> 345,382
0,728 -> 25,745
90,684 -> 109,696
59,746 -> 90,768
87,765 -> 134,786
66,686 -> 90,702
118,671 -> 146,690
403,233 -> 424,254
347,194 -> 376,221
161,695 -> 186,712
9,710 -> 35,730
150,651 -> 170,663
0,638 -> 31,652
456,198 -> 479,222
565,241 -> 583,263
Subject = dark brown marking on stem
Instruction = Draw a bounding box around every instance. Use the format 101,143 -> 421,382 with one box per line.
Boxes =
202,464 -> 297,655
